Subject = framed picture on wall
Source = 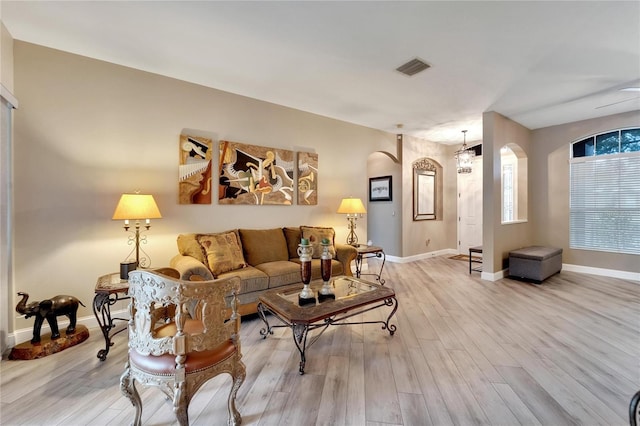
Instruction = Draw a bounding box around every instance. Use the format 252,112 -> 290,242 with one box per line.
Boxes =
369,175 -> 392,202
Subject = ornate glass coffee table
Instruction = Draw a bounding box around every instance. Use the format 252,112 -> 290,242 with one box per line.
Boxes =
257,275 -> 398,374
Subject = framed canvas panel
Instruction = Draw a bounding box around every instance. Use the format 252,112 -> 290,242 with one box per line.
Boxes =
179,134 -> 212,204
218,140 -> 294,205
369,175 -> 392,202
297,152 -> 318,205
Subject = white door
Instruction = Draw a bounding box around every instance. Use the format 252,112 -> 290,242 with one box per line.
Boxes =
457,157 -> 483,254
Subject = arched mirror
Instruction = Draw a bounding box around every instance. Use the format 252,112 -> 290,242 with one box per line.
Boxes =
413,158 -> 437,220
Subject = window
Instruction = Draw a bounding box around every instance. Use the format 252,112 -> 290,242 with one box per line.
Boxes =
570,128 -> 640,255
501,145 -> 527,224
502,163 -> 514,222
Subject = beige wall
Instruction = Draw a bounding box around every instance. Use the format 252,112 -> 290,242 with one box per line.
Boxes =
1,22 -> 14,91
483,111 -> 534,274
531,110 -> 640,273
366,151 -> 402,256
401,135 -> 457,257
1,21 -> 15,352
12,41 -> 396,330
484,110 -> 640,276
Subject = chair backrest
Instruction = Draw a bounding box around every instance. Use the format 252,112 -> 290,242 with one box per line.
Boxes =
127,268 -> 241,357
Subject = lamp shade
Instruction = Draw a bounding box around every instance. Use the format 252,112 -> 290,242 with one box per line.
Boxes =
337,197 -> 367,214
112,194 -> 162,220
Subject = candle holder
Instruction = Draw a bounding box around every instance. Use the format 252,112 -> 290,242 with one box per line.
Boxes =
297,241 -> 316,305
318,241 -> 335,301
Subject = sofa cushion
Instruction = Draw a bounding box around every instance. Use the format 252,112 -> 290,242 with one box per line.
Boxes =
254,261 -> 301,288
217,266 -> 269,294
301,226 -> 336,259
239,228 -> 288,266
197,232 -> 247,277
283,227 -> 302,259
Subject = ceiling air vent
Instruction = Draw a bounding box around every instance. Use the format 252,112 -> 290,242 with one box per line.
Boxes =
396,58 -> 430,76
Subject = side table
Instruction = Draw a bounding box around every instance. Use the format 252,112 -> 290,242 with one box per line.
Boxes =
469,246 -> 483,274
354,245 -> 386,284
93,273 -> 129,361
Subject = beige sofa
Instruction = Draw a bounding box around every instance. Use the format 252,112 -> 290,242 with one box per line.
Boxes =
170,226 -> 357,315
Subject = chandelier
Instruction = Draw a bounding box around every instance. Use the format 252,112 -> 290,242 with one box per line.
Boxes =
455,130 -> 475,174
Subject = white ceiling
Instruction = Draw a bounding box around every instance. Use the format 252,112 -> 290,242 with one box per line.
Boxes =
2,1 -> 639,144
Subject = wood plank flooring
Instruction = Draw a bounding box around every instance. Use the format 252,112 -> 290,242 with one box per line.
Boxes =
1,256 -> 638,425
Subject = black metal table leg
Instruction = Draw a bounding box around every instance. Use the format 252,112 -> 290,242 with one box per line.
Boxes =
375,251 -> 386,285
93,291 -> 129,361
93,292 -> 115,361
292,323 -> 310,374
258,302 -> 274,338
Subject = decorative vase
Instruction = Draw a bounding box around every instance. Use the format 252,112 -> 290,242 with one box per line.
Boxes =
297,241 -> 315,304
319,241 -> 334,299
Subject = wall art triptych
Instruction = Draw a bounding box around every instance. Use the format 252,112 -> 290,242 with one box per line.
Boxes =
297,151 -> 318,205
179,135 -> 213,205
179,136 -> 318,206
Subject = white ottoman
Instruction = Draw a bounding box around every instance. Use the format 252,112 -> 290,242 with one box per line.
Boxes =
509,246 -> 562,283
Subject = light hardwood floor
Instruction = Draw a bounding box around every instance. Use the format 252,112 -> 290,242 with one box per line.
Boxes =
1,256 -> 638,425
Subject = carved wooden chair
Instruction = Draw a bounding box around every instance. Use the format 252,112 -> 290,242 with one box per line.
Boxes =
631,390 -> 640,426
120,268 -> 245,425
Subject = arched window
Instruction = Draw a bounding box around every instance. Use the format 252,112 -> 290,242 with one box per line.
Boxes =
570,128 -> 640,254
501,144 -> 528,224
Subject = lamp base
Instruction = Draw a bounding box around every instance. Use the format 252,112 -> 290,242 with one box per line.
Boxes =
120,261 -> 137,280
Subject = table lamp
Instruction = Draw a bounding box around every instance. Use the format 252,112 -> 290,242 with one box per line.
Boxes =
112,193 -> 162,269
337,197 -> 366,246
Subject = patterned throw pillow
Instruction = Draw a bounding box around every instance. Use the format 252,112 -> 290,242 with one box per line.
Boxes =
300,226 -> 336,259
197,232 -> 247,277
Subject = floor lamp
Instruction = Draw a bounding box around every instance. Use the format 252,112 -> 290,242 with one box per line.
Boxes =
112,193 -> 162,269
337,197 -> 367,246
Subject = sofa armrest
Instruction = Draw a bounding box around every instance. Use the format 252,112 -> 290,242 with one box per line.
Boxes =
335,244 -> 357,276
169,254 -> 214,281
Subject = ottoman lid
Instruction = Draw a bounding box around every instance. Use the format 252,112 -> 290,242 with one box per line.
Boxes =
510,246 -> 562,260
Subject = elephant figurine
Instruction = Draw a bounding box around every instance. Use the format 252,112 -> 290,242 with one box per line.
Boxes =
15,292 -> 85,344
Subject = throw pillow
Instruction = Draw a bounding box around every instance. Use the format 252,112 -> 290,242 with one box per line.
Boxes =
300,226 -> 336,259
283,227 -> 302,259
197,232 -> 246,277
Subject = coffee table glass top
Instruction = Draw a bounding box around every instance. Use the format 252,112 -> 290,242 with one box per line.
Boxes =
275,276 -> 377,305
259,276 -> 395,325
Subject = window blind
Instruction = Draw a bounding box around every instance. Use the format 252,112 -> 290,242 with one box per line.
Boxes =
570,153 -> 640,255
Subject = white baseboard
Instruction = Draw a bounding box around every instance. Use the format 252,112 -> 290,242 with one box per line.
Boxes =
481,269 -> 506,281
478,264 -> 638,283
562,263 -> 639,282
